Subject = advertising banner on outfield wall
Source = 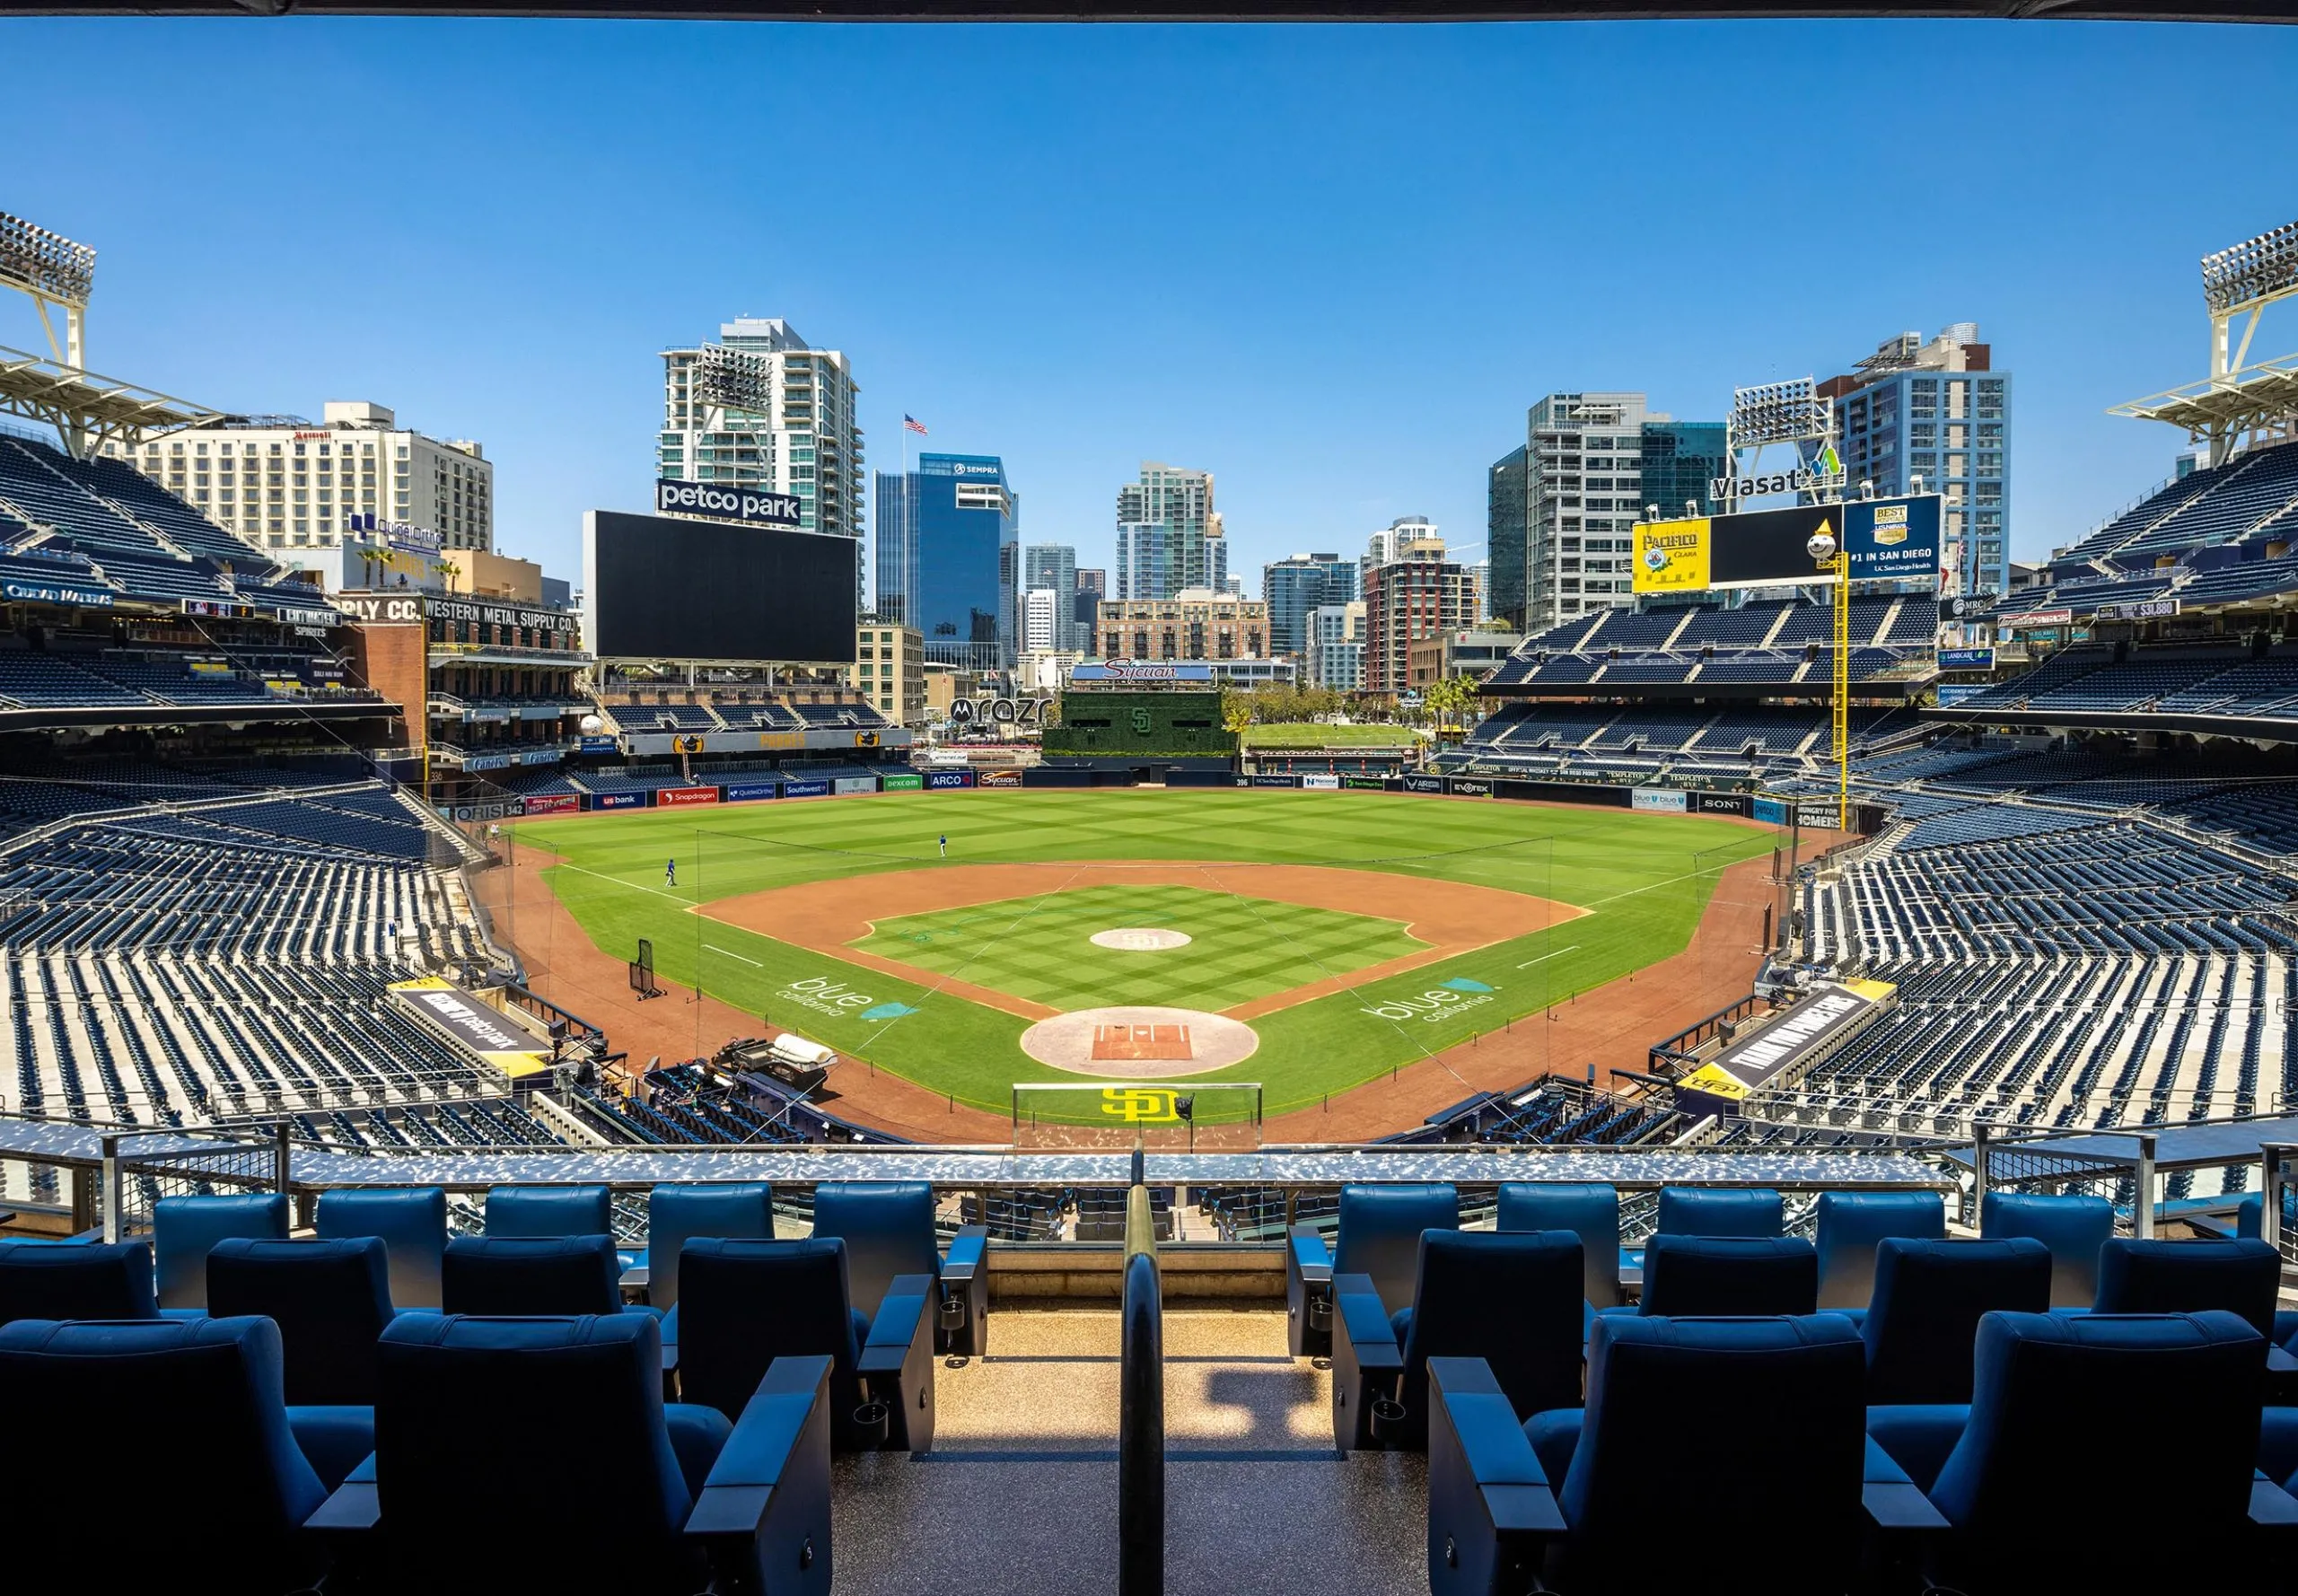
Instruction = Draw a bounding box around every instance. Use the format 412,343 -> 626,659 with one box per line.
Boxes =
593,791 -> 643,810
1752,796 -> 1788,826
1301,773 -> 1340,790
1250,773 -> 1299,788
783,778 -> 832,798
1632,787 -> 1689,813
1445,777 -> 1495,797
833,777 -> 876,795
522,794 -> 580,817
976,769 -> 1023,788
1937,647 -> 1995,670
880,772 -> 925,791
657,785 -> 721,807
1493,779 -> 1630,806
1401,774 -> 1446,794
1342,775 -> 1386,790
925,770 -> 974,790
1689,792 -> 1753,817
724,783 -> 781,803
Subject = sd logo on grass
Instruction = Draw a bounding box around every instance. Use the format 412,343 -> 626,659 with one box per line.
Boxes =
1101,1087 -> 1181,1124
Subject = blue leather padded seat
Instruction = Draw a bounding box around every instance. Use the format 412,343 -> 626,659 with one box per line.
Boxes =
1918,1311 -> 2270,1592
485,1182 -> 613,1238
153,1192 -> 290,1311
442,1234 -> 622,1317
1287,1182 -> 1460,1358
1813,1191 -> 1946,1311
1496,1182 -> 1623,1308
316,1187 -> 448,1310
0,1240 -> 158,1325
208,1236 -> 396,1488
1652,1186 -> 1782,1239
649,1181 -> 775,1315
373,1313 -> 741,1596
1978,1192 -> 2113,1308
2091,1237 -> 2282,1337
1630,1235 -> 1817,1318
0,1316 -> 327,1593
1526,1315 -> 1868,1596
809,1180 -> 937,1320
1862,1238 -> 2052,1406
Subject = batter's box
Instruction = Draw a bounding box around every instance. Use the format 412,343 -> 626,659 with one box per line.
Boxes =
1023,1005 -> 1259,1078
1092,1023 -> 1195,1061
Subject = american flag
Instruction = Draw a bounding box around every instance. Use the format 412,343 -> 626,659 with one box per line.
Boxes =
904,415 -> 928,435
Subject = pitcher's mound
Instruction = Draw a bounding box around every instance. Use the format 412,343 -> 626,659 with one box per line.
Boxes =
1021,1005 -> 1258,1078
1089,927 -> 1193,951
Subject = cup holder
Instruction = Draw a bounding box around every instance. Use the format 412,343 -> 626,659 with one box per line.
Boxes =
1307,1296 -> 1333,1331
938,1297 -> 967,1331
852,1399 -> 891,1447
1368,1397 -> 1407,1444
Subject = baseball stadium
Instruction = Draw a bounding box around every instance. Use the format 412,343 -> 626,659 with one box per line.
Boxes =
7,92 -> 2298,1596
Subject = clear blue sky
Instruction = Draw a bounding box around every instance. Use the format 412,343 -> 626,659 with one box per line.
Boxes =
4,18 -> 2294,593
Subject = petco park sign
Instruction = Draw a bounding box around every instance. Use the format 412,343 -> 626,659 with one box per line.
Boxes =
655,478 -> 803,529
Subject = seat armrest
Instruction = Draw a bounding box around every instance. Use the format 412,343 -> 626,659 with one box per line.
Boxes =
860,1274 -> 935,1371
620,1263 -> 650,1291
859,1273 -> 940,1452
2269,1344 -> 2298,1376
2253,1477 -> 2298,1530
1427,1355 -> 1563,1594
305,1453 -> 381,1535
1332,1274 -> 1403,1372
1287,1223 -> 1333,1283
1862,1435 -> 1949,1531
687,1355 -> 835,1583
942,1225 -> 987,1281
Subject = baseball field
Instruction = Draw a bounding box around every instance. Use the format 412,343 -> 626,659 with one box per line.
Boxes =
513,786 -> 1780,1118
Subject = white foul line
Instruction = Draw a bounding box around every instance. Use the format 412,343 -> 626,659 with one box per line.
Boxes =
703,943 -> 763,967
1516,944 -> 1582,969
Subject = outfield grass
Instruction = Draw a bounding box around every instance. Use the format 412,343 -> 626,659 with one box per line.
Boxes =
522,787 -> 1776,1115
1242,723 -> 1421,748
855,883 -> 1423,1011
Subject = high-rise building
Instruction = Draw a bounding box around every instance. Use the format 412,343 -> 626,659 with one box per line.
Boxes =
103,400 -> 491,555
1023,588 -> 1061,653
1096,589 -> 1267,662
1115,462 -> 1215,599
1306,601 -> 1366,691
1073,567 -> 1106,637
658,318 -> 864,549
1262,553 -> 1361,658
1824,324 -> 2011,597
1364,532 -> 1479,695
846,620 -> 926,726
873,454 -> 1020,671
1022,545 -> 1082,652
1489,394 -> 1724,633
1364,515 -> 1437,574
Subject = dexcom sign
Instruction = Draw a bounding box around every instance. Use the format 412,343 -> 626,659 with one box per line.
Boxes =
1359,977 -> 1498,1027
655,478 -> 803,529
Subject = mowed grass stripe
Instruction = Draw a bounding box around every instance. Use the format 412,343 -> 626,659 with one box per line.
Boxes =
524,788 -> 1776,1111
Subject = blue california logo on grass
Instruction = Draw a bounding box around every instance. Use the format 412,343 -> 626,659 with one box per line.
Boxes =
1439,978 -> 1495,993
860,1002 -> 917,1022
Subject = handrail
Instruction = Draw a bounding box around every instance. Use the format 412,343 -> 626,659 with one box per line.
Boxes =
1118,1144 -> 1162,1596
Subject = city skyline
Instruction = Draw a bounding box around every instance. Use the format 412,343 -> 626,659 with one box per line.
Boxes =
3,22 -> 2294,592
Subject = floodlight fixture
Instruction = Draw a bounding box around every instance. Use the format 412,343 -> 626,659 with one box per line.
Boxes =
1729,377 -> 1830,450
692,342 -> 776,415
1645,503 -> 1660,521
2201,219 -> 2298,315
0,211 -> 96,308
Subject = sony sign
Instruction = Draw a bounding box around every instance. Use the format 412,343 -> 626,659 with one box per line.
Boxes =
655,478 -> 803,529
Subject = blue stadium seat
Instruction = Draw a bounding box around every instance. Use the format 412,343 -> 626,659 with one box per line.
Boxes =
207,1236 -> 395,1490
441,1234 -> 624,1317
1429,1316 -> 1873,1596
484,1182 -> 612,1237
0,1316 -> 329,1593
323,1313 -> 832,1596
810,1179 -> 989,1357
0,1239 -> 157,1326
1622,1235 -> 1817,1318
646,1180 -> 775,1314
1329,1229 -> 1585,1451
1287,1182 -> 1460,1357
1814,1191 -> 1947,1311
1495,1182 -> 1625,1308
1861,1238 -> 2052,1407
1978,1192 -> 2114,1308
1889,1311 -> 2281,1592
153,1192 -> 291,1311
675,1236 -> 937,1452
315,1187 -> 448,1310
1652,1185 -> 1783,1239
2091,1237 -> 2282,1337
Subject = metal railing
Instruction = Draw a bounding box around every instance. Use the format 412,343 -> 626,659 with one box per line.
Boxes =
1118,1145 -> 1162,1596
101,1124 -> 290,1242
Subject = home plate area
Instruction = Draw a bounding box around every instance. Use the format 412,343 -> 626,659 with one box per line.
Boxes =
1020,1005 -> 1260,1079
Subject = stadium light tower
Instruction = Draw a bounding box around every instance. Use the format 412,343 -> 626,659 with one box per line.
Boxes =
1722,377 -> 1842,513
2114,215 -> 2298,467
1808,522 -> 1849,833
0,210 -> 96,369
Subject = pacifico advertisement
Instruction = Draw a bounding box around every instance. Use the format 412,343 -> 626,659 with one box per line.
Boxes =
1632,517 -> 1712,595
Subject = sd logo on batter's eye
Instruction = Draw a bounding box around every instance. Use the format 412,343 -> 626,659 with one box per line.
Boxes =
1129,707 -> 1152,735
1101,1087 -> 1180,1124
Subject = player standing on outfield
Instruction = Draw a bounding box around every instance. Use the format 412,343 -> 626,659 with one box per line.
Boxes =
938,834 -> 948,858
665,857 -> 678,888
